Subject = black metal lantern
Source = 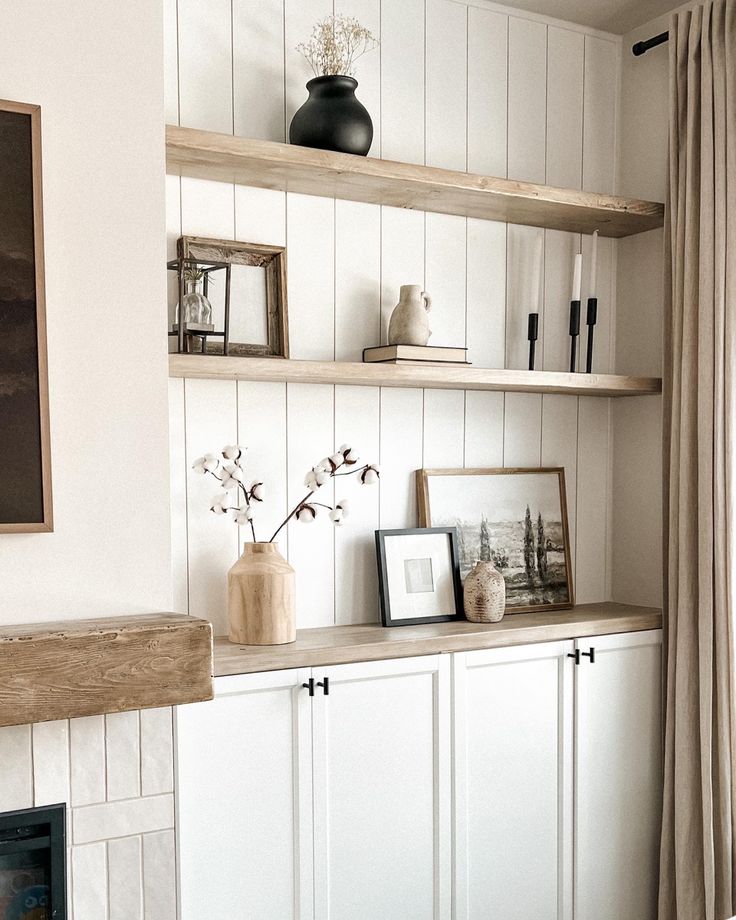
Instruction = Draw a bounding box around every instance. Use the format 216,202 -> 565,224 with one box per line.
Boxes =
167,256 -> 232,355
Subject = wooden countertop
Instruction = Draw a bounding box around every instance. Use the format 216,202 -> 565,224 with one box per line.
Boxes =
214,602 -> 662,676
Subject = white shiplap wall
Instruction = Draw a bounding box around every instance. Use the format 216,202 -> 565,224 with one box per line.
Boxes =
0,710 -> 176,920
166,0 -> 622,635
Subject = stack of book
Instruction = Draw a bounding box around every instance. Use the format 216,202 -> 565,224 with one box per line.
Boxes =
362,345 -> 470,366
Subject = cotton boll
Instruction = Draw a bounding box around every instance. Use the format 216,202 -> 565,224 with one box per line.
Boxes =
222,445 -> 243,460
296,504 -> 316,523
203,454 -> 220,472
335,498 -> 349,516
210,493 -> 229,514
221,474 -> 240,491
223,463 -> 245,482
361,465 -> 380,485
304,471 -> 318,490
233,508 -> 253,525
329,508 -> 344,525
329,452 -> 344,469
250,481 -> 265,502
192,456 -> 208,474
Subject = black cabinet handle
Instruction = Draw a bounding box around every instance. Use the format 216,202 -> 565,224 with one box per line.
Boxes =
316,677 -> 330,696
567,650 -> 581,665
581,648 -> 596,664
302,678 -> 315,696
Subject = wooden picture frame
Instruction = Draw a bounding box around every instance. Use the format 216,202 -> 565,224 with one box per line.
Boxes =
416,468 -> 574,614
0,100 -> 52,533
375,527 -> 464,627
178,236 -> 289,358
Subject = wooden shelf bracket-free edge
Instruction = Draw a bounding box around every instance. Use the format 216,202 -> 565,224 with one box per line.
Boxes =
169,354 -> 662,398
0,613 -> 214,727
166,126 -> 664,239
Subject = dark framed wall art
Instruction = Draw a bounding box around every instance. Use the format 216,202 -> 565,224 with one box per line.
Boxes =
0,100 -> 52,532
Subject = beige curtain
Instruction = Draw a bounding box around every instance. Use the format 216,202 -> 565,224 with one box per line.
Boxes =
660,1 -> 736,918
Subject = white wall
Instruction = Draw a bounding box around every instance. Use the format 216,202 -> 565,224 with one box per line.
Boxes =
0,0 -> 171,623
166,0 -> 626,635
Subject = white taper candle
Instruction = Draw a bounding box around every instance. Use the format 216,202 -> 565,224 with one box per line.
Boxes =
572,252 -> 582,302
530,230 -> 543,312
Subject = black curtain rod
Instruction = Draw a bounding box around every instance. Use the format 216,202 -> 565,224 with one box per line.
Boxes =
632,30 -> 669,56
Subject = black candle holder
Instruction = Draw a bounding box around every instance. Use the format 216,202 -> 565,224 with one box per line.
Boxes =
569,300 -> 581,373
527,312 -> 539,370
585,297 -> 598,373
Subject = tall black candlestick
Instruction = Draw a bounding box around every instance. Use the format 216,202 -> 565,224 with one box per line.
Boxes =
527,312 -> 539,370
585,297 -> 598,374
569,300 -> 581,373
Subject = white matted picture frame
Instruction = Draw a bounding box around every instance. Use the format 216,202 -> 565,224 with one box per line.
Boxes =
416,467 -> 574,614
375,527 -> 464,627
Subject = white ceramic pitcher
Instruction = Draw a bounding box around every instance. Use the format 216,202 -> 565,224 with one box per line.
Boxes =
387,284 -> 432,346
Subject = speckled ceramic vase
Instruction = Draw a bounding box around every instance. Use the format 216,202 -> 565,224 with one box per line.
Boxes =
463,560 -> 506,623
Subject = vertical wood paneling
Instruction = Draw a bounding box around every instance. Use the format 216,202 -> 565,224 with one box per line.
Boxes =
180,177 -> 234,239
334,0 -> 381,156
583,36 -> 619,194
287,193 -> 335,360
105,711 -> 141,801
33,720 -> 70,807
541,394 -> 579,573
425,0 -> 467,171
379,388 -> 424,529
233,0 -> 286,141
576,397 -> 610,602
335,201 -> 381,360
234,186 -> 286,245
381,207 -> 425,343
286,383 -> 335,628
503,393 -> 542,467
582,233 -> 614,374
425,213 -> 467,348
334,386 -> 381,625
0,725 -> 33,811
70,716 -> 106,807
285,0 -> 327,128
423,390 -> 465,467
178,0 -> 233,132
108,836 -> 143,920
466,220 -> 506,368
507,17 -> 547,183
506,225 -> 544,370
168,378 -> 189,614
467,7 -> 508,177
464,392 -> 504,468
542,230 -> 579,373
381,0 -> 425,163
546,27 -> 584,189
163,0 -> 180,126
184,379 -> 239,636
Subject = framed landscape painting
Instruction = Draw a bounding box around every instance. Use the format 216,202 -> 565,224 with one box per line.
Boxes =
0,100 -> 52,532
416,468 -> 574,614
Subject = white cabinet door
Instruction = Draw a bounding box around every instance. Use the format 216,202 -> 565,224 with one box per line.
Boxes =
574,629 -> 662,920
453,641 -> 575,920
176,669 -> 313,920
311,654 -> 450,920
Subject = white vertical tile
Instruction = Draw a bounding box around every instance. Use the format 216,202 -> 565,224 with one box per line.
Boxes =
140,708 -> 174,797
70,717 -> 106,807
576,397 -> 610,602
583,36 -> 619,194
285,0 -> 327,128
177,0 -> 233,133
507,17 -> 547,183
234,186 -> 286,246
464,392 -> 504,468
334,386 -> 381,625
169,378 -> 189,614
467,7 -> 508,177
163,0 -> 179,126
237,381 -> 288,546
423,390 -> 465,467
425,0 -> 467,170
286,383 -> 335,628
546,27 -> 584,190
233,0 -> 286,141
286,193 -> 335,360
541,395 -> 579,573
108,836 -> 143,920
106,711 -> 140,801
33,720 -> 70,807
425,213 -> 466,348
381,0 -> 425,163
381,207 -> 425,343
542,230 -> 580,373
143,830 -> 177,920
72,843 -> 108,920
503,393 -> 542,467
506,225 -> 544,370
0,725 -> 33,811
335,200 -> 381,361
466,219 -> 506,368
335,0 -> 381,155
184,378 -> 239,636
379,388 -> 424,529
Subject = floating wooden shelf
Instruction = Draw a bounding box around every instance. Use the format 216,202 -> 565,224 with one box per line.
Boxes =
214,602 -> 662,676
166,126 -> 664,238
169,354 -> 662,398
0,614 -> 213,727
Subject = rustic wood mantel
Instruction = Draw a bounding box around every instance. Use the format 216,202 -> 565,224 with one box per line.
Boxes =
0,613 -> 213,728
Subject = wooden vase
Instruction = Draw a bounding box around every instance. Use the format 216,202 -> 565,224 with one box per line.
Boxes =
463,560 -> 506,624
227,542 -> 296,645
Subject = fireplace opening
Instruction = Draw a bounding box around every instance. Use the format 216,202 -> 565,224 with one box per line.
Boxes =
0,804 -> 66,919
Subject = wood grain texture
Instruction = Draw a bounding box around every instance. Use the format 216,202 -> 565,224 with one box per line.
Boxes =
169,354 -> 662,397
165,127 -> 664,238
0,614 -> 213,727
213,602 -> 662,675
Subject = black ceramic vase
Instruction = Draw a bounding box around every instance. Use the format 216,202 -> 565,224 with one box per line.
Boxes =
289,75 -> 373,156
